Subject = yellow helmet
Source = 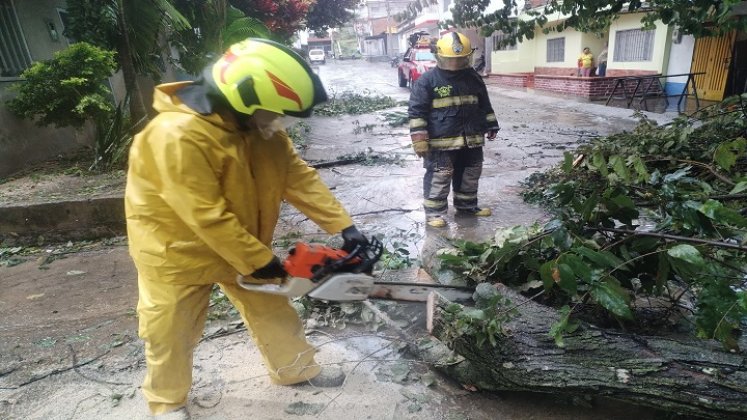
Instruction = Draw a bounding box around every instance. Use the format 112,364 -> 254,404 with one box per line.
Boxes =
210,38 -> 327,118
436,32 -> 474,58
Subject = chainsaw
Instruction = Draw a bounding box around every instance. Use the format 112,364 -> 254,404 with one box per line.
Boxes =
236,238 -> 474,303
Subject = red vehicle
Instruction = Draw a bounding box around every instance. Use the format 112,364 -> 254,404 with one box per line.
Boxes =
397,46 -> 437,88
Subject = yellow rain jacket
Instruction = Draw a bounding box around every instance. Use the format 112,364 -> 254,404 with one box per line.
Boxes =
125,82 -> 353,283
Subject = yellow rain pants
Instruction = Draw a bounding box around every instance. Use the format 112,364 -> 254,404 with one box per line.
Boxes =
137,272 -> 320,414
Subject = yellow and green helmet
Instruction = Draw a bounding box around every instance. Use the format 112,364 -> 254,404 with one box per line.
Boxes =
210,38 -> 327,118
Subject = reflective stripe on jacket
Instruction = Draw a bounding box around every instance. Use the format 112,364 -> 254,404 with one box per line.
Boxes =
408,67 -> 499,150
125,82 -> 353,284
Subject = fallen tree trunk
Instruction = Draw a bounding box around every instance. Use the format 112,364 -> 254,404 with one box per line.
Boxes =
426,284 -> 747,419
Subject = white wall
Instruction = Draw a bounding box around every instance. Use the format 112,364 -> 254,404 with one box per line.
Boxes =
535,30 -> 585,69
363,38 -> 385,56
666,34 -> 695,82
490,38 -> 536,73
608,13 -> 671,73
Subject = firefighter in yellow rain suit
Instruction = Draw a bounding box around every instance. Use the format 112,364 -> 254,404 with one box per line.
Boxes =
125,38 -> 369,417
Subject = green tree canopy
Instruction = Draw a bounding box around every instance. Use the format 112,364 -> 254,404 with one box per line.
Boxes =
448,0 -> 747,44
306,0 -> 362,36
65,0 -> 189,78
171,1 -> 272,75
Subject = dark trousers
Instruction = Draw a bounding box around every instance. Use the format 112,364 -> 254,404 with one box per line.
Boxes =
598,62 -> 607,77
422,147 -> 483,215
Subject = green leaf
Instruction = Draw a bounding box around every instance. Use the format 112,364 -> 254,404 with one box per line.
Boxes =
551,227 -> 573,250
629,237 -> 660,253
729,181 -> 747,195
462,308 -> 486,321
738,291 -> 747,311
574,247 -> 627,270
580,195 -> 599,222
539,261 -> 556,290
609,155 -> 630,183
557,263 -> 577,295
562,152 -> 574,173
699,200 -> 747,227
604,194 -> 638,225
714,139 -> 746,171
590,278 -> 633,319
592,151 -> 608,176
548,305 -> 578,347
698,199 -> 721,219
631,156 -> 649,183
667,244 -> 704,266
561,254 -> 592,282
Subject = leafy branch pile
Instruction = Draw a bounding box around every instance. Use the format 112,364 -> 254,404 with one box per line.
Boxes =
440,95 -> 747,349
314,90 -> 402,116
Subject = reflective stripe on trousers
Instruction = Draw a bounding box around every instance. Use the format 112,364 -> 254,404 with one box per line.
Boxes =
422,147 -> 483,215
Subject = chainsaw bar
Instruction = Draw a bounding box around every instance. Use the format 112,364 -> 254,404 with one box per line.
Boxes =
368,281 -> 475,303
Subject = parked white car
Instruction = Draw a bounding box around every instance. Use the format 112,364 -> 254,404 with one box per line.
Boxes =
308,49 -> 326,64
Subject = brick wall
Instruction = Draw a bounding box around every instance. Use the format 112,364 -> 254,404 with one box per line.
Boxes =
534,75 -> 618,100
486,69 -> 664,101
535,67 -> 661,78
535,66 -> 580,77
484,73 -> 532,88
606,69 -> 659,77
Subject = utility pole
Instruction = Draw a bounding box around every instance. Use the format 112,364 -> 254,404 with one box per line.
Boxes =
385,0 -> 391,57
328,29 -> 334,58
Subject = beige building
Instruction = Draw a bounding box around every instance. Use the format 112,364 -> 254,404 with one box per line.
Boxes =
487,0 -> 746,104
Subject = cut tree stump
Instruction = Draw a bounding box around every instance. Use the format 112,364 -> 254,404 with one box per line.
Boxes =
425,284 -> 747,419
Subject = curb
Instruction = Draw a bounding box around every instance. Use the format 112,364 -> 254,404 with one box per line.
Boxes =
0,196 -> 125,246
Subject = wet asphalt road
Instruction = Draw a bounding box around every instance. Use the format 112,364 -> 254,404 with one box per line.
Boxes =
275,59 -> 675,270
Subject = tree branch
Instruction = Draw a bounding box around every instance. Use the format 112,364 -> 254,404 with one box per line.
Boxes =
596,227 -> 747,252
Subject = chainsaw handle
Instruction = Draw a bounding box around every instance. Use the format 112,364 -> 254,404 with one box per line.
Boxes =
236,275 -> 315,297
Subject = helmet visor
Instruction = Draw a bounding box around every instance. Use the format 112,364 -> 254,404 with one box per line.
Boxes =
437,56 -> 471,71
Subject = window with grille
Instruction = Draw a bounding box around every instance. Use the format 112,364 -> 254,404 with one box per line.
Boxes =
546,37 -> 565,62
492,30 -> 517,51
0,0 -> 32,77
614,28 -> 655,62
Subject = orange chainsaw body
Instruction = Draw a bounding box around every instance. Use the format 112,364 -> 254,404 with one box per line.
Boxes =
283,242 -> 360,281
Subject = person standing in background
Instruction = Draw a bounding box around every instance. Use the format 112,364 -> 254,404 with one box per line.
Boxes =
408,32 -> 500,228
578,47 -> 594,77
597,44 -> 609,77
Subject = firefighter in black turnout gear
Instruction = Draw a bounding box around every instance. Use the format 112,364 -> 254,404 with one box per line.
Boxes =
408,32 -> 500,228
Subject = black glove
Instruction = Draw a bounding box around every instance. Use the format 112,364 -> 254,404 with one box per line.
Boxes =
251,256 -> 287,279
341,225 -> 369,253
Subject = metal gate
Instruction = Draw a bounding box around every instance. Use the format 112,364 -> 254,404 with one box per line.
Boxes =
691,31 -> 736,101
